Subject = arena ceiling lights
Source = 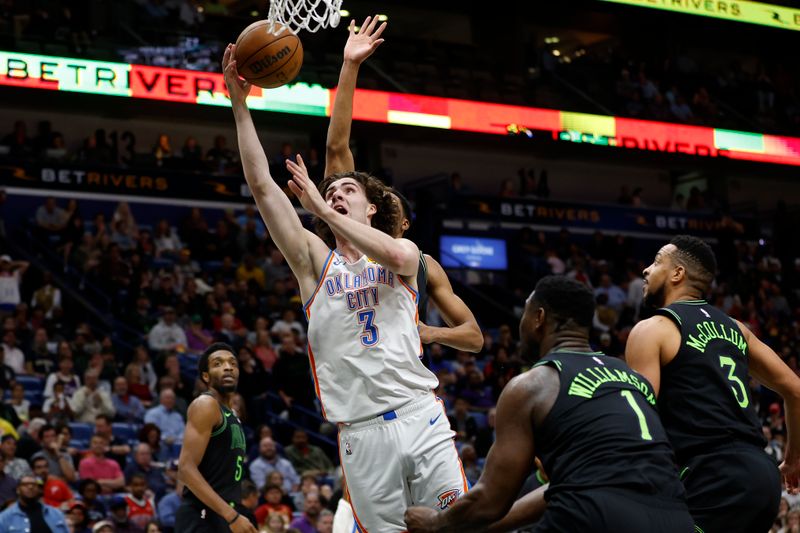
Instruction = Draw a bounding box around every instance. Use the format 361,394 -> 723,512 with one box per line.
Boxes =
2,50 -> 800,167
600,0 -> 800,31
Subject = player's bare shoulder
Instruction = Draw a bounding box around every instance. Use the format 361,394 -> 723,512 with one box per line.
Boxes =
503,365 -> 560,427
187,394 -> 222,430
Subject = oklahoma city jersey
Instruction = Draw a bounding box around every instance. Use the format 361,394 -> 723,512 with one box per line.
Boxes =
304,249 -> 438,422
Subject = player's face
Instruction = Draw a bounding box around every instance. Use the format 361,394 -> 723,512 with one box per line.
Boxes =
206,350 -> 239,394
642,245 -> 675,308
324,178 -> 376,225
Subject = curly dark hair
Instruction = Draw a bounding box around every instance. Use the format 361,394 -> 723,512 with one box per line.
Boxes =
314,171 -> 399,249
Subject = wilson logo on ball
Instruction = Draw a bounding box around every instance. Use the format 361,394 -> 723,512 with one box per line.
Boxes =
249,46 -> 292,73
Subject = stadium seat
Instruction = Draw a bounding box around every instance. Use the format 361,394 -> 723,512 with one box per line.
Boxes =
15,375 -> 44,391
69,423 -> 94,441
112,423 -> 140,442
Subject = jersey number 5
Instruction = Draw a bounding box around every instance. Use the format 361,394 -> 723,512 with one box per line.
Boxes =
719,356 -> 749,408
357,309 -> 380,347
234,456 -> 243,482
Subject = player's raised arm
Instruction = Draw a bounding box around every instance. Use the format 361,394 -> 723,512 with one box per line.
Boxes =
419,255 -> 483,352
405,371 -> 541,532
325,16 -> 386,177
223,45 -> 326,291
286,156 -> 419,276
178,396 -> 256,532
736,320 -> 800,492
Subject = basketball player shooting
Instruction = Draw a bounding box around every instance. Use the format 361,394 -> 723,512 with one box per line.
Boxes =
176,343 -> 255,532
223,43 -> 468,532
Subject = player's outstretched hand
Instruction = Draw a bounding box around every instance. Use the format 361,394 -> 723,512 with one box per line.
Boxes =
343,16 -> 387,65
404,506 -> 439,533
222,44 -> 252,106
286,155 -> 329,217
229,514 -> 257,533
780,457 -> 800,494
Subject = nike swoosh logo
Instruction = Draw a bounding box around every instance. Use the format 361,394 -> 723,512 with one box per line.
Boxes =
225,412 -> 232,417
429,414 -> 442,425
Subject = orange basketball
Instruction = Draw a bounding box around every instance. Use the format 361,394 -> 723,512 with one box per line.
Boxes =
234,21 -> 303,89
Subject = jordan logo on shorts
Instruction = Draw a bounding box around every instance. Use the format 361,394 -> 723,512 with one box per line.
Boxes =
437,488 -> 461,510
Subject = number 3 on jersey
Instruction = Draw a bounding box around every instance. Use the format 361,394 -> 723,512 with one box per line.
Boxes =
357,309 -> 380,347
719,356 -> 749,408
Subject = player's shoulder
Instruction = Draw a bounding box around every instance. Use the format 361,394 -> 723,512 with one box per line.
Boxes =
630,314 -> 676,337
187,393 -> 221,418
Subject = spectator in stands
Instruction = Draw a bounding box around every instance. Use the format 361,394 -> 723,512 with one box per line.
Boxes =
0,256 -> 28,314
594,274 -> 627,312
107,495 -> 137,532
31,455 -> 74,507
262,246 -> 291,283
43,380 -> 74,424
44,353 -> 80,399
0,474 -> 70,531
184,314 -> 214,354
153,133 -> 173,165
35,197 -> 68,240
252,329 -> 278,371
94,414 -> 132,468
30,272 -> 61,320
255,483 -> 293,526
284,430 -> 334,476
270,309 -> 304,340
0,336 -> 23,376
79,434 -> 125,494
237,206 -> 267,240
236,254 -> 266,290
250,436 -> 300,493
2,120 -> 33,158
153,220 -> 182,259
240,479 -> 260,527
31,424 -> 76,483
112,376 -> 145,423
77,478 -> 106,524
181,136 -> 204,168
111,219 -> 138,252
15,417 -> 45,461
448,397 -> 478,444
7,382 -> 29,423
0,347 -> 14,390
160,354 -> 193,404
147,307 -> 187,353
273,333 -> 317,413
290,491 -> 323,533
206,134 -> 235,173
144,388 -> 184,447
124,472 -> 157,529
132,345 -> 158,395
262,512 -> 289,533
2,435 -> 32,481
125,442 -> 167,500
70,369 -> 115,423
499,179 -> 516,198
65,501 -> 90,533
317,510 -> 334,533
0,454 -> 17,502
28,327 -> 55,377
459,444 -> 481,486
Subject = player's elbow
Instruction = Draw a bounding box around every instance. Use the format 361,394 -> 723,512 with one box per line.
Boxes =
464,325 -> 483,353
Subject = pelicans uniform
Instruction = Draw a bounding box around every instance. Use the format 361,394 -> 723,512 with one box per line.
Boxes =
305,249 -> 468,532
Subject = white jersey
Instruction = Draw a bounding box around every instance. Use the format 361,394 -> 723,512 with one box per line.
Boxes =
304,250 -> 438,422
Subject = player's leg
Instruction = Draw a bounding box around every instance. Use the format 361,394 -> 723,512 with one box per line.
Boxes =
338,423 -> 409,532
682,449 -> 780,533
405,396 -> 469,510
332,488 -> 358,533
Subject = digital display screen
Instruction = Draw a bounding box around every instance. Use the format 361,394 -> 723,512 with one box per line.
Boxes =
440,236 -> 508,270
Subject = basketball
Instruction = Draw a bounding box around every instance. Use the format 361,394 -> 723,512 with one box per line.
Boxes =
234,21 -> 303,89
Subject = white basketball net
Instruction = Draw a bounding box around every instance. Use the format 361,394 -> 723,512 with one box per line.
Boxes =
267,0 -> 344,34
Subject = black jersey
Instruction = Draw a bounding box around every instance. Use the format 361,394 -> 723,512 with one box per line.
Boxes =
656,300 -> 765,463
183,393 -> 247,507
535,350 -> 685,503
417,251 -> 429,323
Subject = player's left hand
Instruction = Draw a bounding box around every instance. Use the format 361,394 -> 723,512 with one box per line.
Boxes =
343,16 -> 387,65
404,506 -> 439,532
780,456 -> 800,493
286,155 -> 329,217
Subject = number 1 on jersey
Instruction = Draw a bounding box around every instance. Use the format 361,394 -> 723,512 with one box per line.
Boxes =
620,390 -> 653,441
357,309 -> 380,347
